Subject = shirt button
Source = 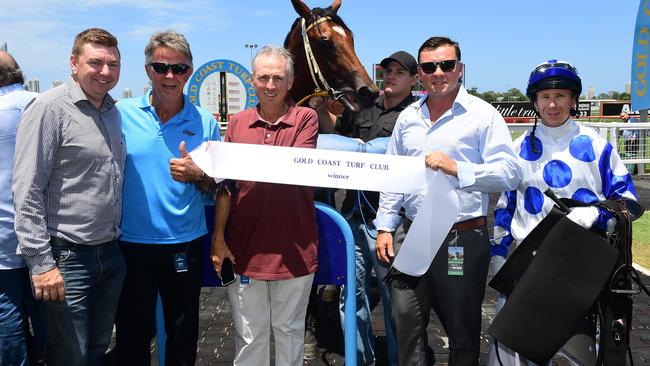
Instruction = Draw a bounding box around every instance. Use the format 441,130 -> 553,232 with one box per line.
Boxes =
266,134 -> 271,138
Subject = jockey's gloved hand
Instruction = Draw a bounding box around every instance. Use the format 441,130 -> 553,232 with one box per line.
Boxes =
566,206 -> 599,229
488,255 -> 506,276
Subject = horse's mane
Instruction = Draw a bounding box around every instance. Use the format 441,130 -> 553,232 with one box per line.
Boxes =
283,6 -> 351,47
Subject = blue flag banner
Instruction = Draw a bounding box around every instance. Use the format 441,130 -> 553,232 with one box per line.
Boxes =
633,0 -> 650,111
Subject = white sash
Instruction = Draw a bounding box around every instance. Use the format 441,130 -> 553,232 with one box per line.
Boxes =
191,141 -> 460,276
393,172 -> 460,275
191,141 -> 428,194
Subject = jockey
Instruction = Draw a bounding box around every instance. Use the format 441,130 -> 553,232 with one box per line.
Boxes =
488,60 -> 638,366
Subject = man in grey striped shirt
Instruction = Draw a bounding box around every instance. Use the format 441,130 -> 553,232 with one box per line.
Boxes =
12,28 -> 126,365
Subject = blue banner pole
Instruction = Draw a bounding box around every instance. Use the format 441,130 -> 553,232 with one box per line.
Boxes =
632,0 -> 650,113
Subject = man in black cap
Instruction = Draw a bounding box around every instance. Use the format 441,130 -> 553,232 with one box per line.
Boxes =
321,50 -> 418,366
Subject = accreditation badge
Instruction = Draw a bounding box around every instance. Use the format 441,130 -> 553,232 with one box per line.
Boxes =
447,238 -> 464,276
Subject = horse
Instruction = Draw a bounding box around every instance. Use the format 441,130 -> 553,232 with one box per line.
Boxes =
284,0 -> 379,112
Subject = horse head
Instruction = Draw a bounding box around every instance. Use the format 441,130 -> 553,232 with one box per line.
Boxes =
285,0 -> 379,112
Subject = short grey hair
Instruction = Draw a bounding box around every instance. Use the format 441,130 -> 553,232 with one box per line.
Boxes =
252,45 -> 294,78
144,30 -> 193,66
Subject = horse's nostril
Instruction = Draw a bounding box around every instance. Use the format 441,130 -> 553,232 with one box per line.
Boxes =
357,86 -> 379,107
357,86 -> 379,99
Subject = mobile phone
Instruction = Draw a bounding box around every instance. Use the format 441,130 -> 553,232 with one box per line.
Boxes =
220,257 -> 236,287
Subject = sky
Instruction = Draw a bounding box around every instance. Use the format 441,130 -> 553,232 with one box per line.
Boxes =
0,0 -> 640,97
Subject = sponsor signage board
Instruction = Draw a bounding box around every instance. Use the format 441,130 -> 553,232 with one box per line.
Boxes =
188,59 -> 258,123
492,101 -> 590,122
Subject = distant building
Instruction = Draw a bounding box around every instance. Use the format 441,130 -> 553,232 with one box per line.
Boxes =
587,86 -> 595,100
143,83 -> 152,95
0,42 -> 6,52
123,88 -> 132,98
608,89 -> 616,98
51,80 -> 62,88
26,79 -> 40,93
626,82 -> 631,95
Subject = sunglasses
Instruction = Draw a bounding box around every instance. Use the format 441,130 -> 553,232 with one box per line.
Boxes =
149,62 -> 191,75
418,60 -> 458,74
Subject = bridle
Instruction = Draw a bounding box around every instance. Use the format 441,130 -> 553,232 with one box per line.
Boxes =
295,15 -> 343,106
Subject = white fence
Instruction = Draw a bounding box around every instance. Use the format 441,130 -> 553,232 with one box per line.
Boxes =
507,122 -> 650,174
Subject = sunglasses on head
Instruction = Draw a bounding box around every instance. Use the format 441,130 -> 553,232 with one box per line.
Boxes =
418,60 -> 458,74
149,62 -> 191,75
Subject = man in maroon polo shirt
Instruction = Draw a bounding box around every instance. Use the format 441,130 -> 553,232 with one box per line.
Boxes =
210,45 -> 319,366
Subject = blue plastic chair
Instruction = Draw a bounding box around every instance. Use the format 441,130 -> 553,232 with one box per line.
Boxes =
156,203 -> 357,365
314,201 -> 357,366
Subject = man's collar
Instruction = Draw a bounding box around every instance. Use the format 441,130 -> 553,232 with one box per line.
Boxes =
135,90 -> 152,108
394,93 -> 418,110
414,93 -> 428,112
415,85 -> 469,113
68,80 -> 88,103
376,93 -> 417,111
0,83 -> 25,97
453,85 -> 470,110
68,80 -> 115,110
250,101 -> 296,127
137,90 -> 193,122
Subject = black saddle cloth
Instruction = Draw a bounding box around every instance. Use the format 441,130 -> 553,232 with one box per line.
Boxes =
488,214 -> 618,365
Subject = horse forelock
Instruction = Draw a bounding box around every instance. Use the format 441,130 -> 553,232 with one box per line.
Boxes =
312,7 -> 351,33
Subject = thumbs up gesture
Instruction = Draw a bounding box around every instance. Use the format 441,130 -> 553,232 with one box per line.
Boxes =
179,140 -> 189,158
169,141 -> 203,182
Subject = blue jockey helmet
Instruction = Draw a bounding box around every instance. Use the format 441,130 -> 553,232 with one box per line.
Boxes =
526,60 -> 582,102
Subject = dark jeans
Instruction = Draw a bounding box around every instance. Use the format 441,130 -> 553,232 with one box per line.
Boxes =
41,240 -> 126,366
0,266 -> 45,366
390,226 -> 490,366
115,238 -> 203,366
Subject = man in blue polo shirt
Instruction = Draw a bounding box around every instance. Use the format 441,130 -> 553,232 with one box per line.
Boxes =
114,30 -> 219,366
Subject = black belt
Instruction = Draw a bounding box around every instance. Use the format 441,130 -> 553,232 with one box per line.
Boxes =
405,216 -> 486,233
450,216 -> 486,232
50,236 -> 116,247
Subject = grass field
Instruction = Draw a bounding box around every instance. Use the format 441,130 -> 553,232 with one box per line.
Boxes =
633,212 -> 650,269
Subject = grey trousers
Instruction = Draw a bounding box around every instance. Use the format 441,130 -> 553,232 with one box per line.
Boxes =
389,225 -> 490,366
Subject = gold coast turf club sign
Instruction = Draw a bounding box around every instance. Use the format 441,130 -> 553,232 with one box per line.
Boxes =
188,59 -> 258,122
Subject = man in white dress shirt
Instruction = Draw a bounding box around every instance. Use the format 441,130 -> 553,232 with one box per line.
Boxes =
374,36 -> 520,366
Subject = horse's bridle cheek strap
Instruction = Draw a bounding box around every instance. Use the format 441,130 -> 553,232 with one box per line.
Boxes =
301,17 -> 332,94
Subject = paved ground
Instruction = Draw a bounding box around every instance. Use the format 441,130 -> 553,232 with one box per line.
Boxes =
152,176 -> 650,365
